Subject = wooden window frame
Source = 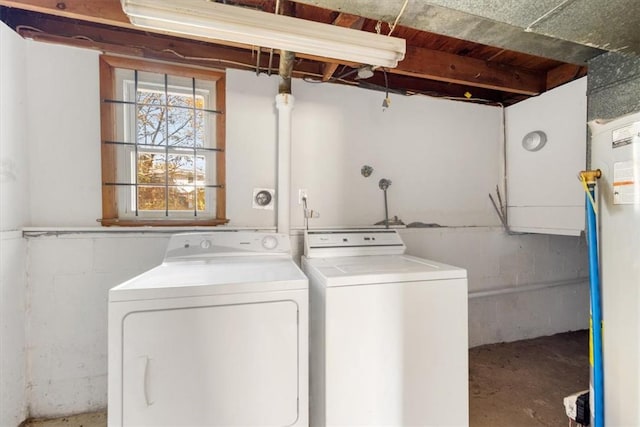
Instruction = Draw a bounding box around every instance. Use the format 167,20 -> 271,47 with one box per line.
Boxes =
99,55 -> 228,226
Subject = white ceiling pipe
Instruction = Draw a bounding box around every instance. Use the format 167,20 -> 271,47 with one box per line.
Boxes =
276,93 -> 294,234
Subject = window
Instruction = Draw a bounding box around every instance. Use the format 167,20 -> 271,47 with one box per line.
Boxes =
99,56 -> 227,226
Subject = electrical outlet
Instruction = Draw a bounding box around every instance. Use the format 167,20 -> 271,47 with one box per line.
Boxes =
298,189 -> 308,205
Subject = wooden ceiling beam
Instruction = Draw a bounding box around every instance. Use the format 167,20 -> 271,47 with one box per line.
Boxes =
0,0 -> 545,95
8,11 -> 324,78
360,72 -> 506,104
393,46 -> 544,96
321,62 -> 341,82
0,0 -> 131,27
322,13 -> 364,81
546,63 -> 586,90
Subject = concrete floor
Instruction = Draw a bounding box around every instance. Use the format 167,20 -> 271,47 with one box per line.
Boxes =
20,412 -> 106,427
470,330 -> 589,426
22,330 -> 589,427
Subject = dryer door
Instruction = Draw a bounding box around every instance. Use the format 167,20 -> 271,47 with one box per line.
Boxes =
121,300 -> 299,426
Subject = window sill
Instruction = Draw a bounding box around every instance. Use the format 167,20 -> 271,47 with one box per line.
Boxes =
100,218 -> 230,227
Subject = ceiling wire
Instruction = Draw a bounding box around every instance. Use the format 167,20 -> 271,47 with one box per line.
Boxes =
72,35 -> 96,42
525,0 -> 576,32
255,47 -> 261,76
16,25 -> 44,33
163,48 -> 278,72
265,0 -> 282,76
387,0 -> 409,37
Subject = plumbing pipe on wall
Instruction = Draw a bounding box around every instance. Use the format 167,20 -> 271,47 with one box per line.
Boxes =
276,93 -> 294,234
276,49 -> 295,234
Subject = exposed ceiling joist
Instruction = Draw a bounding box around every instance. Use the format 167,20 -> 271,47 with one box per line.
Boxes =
0,0 -> 548,96
0,0 -> 131,27
546,63 -> 586,90
322,12 -> 364,81
398,46 -> 543,95
9,13 -> 320,76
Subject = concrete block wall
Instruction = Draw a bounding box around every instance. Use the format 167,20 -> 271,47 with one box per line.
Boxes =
399,228 -> 589,346
0,233 -> 28,426
25,233 -> 170,416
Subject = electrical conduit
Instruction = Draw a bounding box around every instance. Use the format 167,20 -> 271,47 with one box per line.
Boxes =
581,170 -> 603,427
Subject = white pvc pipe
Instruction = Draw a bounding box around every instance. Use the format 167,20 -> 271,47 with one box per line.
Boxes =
468,277 -> 587,299
275,93 -> 294,234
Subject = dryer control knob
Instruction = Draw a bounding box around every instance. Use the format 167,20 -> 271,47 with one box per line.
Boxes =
200,240 -> 212,249
261,235 -> 278,250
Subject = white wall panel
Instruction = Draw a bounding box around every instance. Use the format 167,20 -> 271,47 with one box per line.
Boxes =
0,21 -> 28,426
506,78 -> 587,235
25,41 -> 101,227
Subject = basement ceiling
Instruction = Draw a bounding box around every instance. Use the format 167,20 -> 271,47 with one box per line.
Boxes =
1,0 -> 627,105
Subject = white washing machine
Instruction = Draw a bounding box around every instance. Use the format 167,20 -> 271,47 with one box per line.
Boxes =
108,232 -> 308,427
302,229 -> 468,427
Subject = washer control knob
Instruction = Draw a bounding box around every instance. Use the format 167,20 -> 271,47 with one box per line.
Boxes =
261,235 -> 278,250
200,239 -> 212,249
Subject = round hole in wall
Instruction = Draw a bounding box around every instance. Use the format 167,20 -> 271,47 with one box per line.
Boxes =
522,130 -> 547,152
254,190 -> 273,206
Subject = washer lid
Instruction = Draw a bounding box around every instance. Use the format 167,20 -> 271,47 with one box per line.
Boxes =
110,256 -> 308,302
303,254 -> 466,287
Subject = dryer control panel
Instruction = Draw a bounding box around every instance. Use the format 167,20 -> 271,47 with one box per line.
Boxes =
304,229 -> 406,258
164,232 -> 291,261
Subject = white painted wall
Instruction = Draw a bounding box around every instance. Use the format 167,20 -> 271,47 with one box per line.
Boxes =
0,21 -> 28,426
5,39 -> 589,420
25,42 -> 102,227
0,23 -> 29,231
290,80 -> 502,228
228,69 -> 503,228
26,61 -> 502,229
226,72 -> 279,227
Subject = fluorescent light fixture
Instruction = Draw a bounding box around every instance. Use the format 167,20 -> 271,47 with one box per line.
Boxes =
121,0 -> 406,68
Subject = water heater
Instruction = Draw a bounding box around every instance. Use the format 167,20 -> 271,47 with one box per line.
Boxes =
589,111 -> 640,426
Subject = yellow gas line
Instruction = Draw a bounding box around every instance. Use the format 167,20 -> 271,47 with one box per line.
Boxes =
579,170 -> 602,214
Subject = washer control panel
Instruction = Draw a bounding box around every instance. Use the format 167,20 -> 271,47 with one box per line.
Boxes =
304,229 -> 406,258
261,235 -> 279,250
164,232 -> 291,261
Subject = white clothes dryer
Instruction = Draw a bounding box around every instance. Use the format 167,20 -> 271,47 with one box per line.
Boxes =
108,232 -> 308,427
302,229 -> 468,427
